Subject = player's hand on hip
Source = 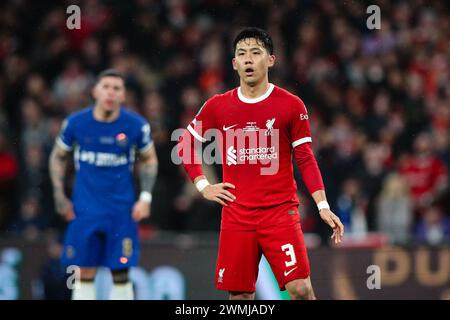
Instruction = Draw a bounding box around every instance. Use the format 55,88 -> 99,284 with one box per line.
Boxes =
54,193 -> 75,221
132,200 -> 151,222
201,182 -> 236,206
319,209 -> 344,244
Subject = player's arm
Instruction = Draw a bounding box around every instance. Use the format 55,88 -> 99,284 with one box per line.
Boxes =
132,144 -> 158,222
49,143 -> 74,220
290,98 -> 344,243
177,101 -> 236,206
178,130 -> 236,206
293,143 -> 344,244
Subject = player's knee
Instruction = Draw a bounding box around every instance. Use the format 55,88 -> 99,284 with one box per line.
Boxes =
229,292 -> 255,300
286,279 -> 314,300
111,268 -> 130,284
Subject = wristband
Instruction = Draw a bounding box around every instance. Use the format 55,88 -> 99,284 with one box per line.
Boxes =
139,191 -> 152,203
195,179 -> 210,192
317,201 -> 330,211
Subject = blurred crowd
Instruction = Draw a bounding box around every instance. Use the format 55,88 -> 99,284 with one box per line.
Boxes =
0,0 -> 449,246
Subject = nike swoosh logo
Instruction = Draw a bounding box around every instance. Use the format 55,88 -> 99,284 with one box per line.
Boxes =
223,124 -> 237,131
284,266 -> 298,277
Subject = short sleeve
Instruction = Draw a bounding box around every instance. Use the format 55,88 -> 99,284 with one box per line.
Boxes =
56,118 -> 75,151
186,96 -> 217,143
290,98 -> 312,148
137,121 -> 153,153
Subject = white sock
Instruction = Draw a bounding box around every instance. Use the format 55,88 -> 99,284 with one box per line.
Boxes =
72,281 -> 96,300
110,282 -> 134,300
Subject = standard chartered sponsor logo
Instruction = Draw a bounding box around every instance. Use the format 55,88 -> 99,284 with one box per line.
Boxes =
227,146 -> 237,165
226,146 -> 278,165
239,146 -> 278,162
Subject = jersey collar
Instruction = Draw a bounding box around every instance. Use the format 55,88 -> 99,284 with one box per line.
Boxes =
237,83 -> 274,104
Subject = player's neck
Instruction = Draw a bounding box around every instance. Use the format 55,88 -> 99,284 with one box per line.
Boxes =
93,105 -> 120,122
239,80 -> 270,99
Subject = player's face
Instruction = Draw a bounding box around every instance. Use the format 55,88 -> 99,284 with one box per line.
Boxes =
232,38 -> 275,86
92,76 -> 126,112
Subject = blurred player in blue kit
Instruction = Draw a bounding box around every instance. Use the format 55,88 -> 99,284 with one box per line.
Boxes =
49,69 -> 158,300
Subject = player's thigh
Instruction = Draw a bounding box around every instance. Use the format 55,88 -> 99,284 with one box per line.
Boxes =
106,215 -> 139,270
257,222 -> 310,290
216,229 -> 261,292
61,218 -> 105,268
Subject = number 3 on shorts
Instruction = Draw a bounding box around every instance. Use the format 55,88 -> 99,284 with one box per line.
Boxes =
281,243 -> 297,267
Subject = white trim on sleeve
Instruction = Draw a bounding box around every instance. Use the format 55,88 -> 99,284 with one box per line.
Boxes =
187,125 -> 207,143
292,137 -> 312,148
56,137 -> 73,151
139,141 -> 154,153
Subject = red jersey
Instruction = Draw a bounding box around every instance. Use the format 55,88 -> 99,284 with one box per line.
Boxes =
186,84 -> 319,213
399,155 -> 448,204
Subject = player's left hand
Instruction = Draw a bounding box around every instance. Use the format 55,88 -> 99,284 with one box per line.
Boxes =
132,200 -> 151,222
319,209 -> 344,244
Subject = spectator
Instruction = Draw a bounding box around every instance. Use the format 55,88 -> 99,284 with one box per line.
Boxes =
335,178 -> 368,236
376,173 -> 413,244
415,206 -> 450,245
0,130 -> 19,230
9,196 -> 48,241
399,132 -> 448,216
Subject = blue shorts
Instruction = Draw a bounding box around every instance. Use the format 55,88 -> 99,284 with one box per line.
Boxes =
60,213 -> 139,270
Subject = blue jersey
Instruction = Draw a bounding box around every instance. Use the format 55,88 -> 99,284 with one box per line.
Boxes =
57,106 -> 152,217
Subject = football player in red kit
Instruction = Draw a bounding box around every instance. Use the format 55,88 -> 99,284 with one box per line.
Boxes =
178,27 -> 344,300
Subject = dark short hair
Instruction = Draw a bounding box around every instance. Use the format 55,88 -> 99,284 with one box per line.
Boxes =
233,27 -> 274,55
96,69 -> 125,84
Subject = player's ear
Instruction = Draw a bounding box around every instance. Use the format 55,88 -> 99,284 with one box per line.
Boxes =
119,89 -> 126,104
232,58 -> 237,71
116,79 -> 126,103
268,54 -> 276,68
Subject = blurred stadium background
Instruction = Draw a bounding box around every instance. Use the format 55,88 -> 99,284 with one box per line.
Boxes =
0,0 -> 449,299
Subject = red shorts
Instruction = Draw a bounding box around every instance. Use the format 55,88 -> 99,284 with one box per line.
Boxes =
215,204 -> 310,292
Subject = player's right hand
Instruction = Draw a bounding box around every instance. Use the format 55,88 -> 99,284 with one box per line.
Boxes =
54,193 -> 75,221
201,182 -> 236,206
